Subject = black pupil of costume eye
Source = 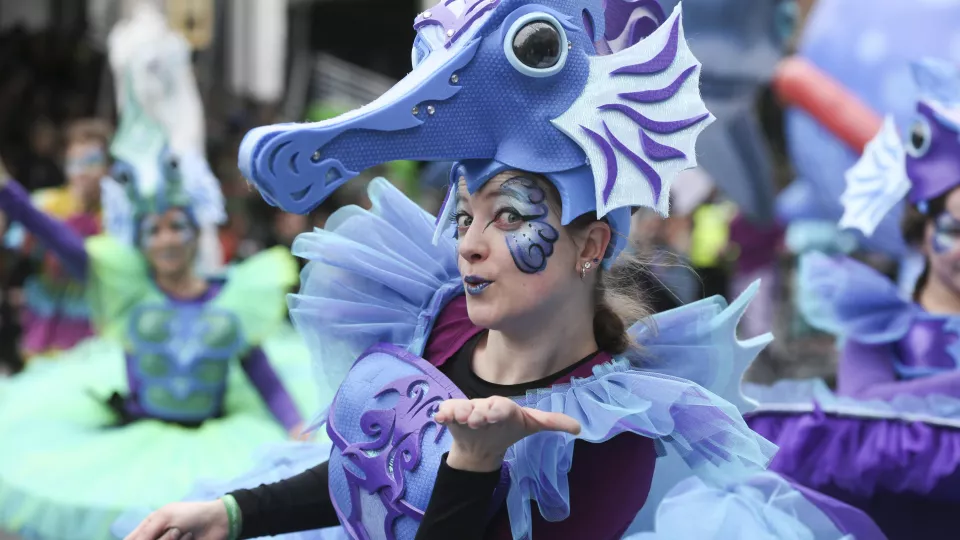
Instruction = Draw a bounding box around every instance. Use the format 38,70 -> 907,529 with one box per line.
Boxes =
911,123 -> 927,150
512,22 -> 561,69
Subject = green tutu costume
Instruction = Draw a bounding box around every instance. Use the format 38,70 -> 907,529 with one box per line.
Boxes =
0,12 -> 329,537
0,235 -> 322,540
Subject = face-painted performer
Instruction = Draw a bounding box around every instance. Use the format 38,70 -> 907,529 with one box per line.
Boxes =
748,58 -> 960,539
3,119 -> 110,362
123,2 -> 883,540
0,18 -> 320,540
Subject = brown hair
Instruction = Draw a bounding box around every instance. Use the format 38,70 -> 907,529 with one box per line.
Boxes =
64,119 -> 113,152
567,213 -> 652,355
514,172 -> 653,355
902,192 -> 949,300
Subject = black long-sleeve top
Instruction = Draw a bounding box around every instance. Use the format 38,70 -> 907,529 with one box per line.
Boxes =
230,331 -> 602,539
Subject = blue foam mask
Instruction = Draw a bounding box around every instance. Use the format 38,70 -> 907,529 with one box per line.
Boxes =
239,0 -> 713,265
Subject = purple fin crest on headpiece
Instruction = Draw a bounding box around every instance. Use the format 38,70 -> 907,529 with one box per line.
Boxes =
619,65 -> 696,103
415,0 -> 502,48
627,16 -> 661,46
598,103 -> 710,134
611,13 -> 678,75
581,125 -> 619,203
640,130 -> 686,161
604,122 -> 663,201
604,0 -> 666,42
553,4 -> 714,218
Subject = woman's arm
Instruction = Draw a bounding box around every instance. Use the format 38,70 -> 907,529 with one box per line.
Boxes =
838,340 -> 960,400
0,177 -> 88,281
418,436 -> 658,540
415,454 -> 504,540
239,346 -> 303,432
228,461 -> 339,538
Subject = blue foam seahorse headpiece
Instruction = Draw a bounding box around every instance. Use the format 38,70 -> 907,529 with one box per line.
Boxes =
239,0 -> 712,265
841,58 -> 960,236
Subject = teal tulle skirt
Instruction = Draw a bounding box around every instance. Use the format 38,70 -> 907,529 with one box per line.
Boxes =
0,327 -> 325,540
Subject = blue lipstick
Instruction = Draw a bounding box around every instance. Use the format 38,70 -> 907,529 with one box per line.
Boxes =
464,275 -> 493,296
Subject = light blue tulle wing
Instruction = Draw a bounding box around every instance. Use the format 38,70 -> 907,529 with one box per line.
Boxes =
630,280 -> 772,413
622,283 -> 774,534
504,360 -> 777,540
288,178 -> 461,428
624,473 -> 858,540
797,252 -> 914,344
501,285 -> 779,539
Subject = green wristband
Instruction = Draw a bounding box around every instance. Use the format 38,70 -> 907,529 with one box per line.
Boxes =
220,494 -> 243,540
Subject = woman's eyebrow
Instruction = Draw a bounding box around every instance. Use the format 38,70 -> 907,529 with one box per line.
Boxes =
484,185 -> 526,203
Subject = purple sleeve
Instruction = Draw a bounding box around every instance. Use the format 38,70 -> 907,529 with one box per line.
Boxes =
838,340 -> 960,400
0,180 -> 88,280
240,346 -> 303,431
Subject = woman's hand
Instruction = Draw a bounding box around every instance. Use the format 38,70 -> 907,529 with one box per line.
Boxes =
435,396 -> 581,473
124,500 -> 229,540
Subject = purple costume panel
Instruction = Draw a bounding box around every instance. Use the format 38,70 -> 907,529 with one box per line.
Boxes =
748,253 -> 960,539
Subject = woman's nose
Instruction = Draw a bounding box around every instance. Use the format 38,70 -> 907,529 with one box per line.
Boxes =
457,224 -> 488,263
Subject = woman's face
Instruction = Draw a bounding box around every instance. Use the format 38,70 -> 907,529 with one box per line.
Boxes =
65,142 -> 107,205
141,208 -> 198,277
452,171 -> 605,331
925,188 -> 960,294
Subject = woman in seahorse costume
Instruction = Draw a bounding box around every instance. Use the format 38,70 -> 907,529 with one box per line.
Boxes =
0,37 -> 319,540
747,58 -> 960,539
122,2 -> 883,540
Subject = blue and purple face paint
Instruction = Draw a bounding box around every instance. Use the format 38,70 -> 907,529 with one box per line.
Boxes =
933,211 -> 960,254
453,175 -> 560,295
139,209 -> 196,249
66,147 -> 107,177
496,176 -> 559,274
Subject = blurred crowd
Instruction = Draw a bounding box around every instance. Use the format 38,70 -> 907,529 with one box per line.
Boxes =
0,17 -> 812,378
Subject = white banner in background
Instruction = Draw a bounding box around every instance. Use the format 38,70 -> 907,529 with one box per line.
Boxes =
228,0 -> 288,103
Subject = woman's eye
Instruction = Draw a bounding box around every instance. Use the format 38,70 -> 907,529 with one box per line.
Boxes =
495,210 -> 523,226
456,214 -> 473,228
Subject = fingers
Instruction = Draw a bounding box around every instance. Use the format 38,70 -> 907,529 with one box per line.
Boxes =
466,399 -> 493,428
485,396 -> 515,424
452,400 -> 475,424
434,400 -> 457,424
437,397 -> 513,428
126,513 -> 169,540
158,528 -> 183,540
524,408 -> 582,436
436,399 -> 476,425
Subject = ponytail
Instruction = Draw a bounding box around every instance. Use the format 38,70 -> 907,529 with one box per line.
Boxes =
590,250 -> 654,355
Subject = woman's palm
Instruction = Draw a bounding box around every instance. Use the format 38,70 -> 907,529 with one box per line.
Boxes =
436,396 -> 580,471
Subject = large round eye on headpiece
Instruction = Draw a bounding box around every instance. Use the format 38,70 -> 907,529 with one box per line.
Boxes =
503,13 -> 568,77
905,116 -> 932,158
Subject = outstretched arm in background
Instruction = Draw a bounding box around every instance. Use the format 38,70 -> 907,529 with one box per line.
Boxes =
239,346 -> 304,437
0,174 -> 88,281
